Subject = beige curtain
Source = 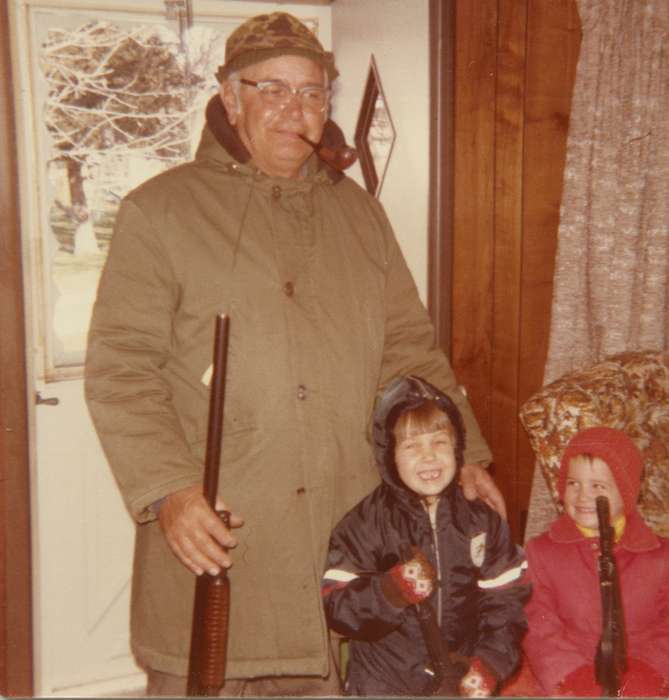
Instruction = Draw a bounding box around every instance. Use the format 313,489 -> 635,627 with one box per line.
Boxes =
525,0 -> 669,540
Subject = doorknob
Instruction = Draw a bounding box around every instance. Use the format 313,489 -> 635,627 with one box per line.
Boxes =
36,391 -> 59,406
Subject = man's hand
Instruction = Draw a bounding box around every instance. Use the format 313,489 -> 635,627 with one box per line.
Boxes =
158,484 -> 243,576
460,463 -> 507,520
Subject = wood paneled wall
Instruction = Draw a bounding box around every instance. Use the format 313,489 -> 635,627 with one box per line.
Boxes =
451,0 -> 581,541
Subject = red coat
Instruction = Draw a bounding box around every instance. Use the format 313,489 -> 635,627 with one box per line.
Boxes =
523,510 -> 669,695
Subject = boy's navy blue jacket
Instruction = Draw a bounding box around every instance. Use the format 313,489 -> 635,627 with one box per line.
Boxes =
321,377 -> 529,696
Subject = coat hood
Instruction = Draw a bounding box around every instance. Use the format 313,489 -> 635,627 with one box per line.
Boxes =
557,426 -> 642,516
372,375 -> 466,493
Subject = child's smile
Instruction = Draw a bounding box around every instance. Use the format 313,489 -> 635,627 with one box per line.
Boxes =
417,468 -> 443,481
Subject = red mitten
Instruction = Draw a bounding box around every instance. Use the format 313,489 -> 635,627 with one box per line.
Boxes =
460,657 -> 498,697
620,657 -> 669,697
557,663 -> 606,697
380,548 -> 436,608
559,659 -> 669,697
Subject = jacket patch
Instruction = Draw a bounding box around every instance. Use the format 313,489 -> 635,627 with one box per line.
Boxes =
470,532 -> 486,567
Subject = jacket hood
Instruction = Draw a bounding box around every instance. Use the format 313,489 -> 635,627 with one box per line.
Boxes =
372,375 -> 466,495
204,94 -> 345,183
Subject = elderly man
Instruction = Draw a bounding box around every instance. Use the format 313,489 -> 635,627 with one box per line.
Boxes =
85,11 -> 502,697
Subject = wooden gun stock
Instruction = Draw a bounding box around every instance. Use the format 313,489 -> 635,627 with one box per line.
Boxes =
595,495 -> 627,697
187,314 -> 231,697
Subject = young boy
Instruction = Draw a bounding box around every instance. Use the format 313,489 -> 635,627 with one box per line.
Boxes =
522,426 -> 669,696
321,376 -> 529,696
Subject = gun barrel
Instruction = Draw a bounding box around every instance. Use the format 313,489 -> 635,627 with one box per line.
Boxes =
203,314 -> 230,508
594,495 -> 626,697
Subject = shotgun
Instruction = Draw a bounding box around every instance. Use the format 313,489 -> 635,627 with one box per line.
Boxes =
413,598 -> 466,696
398,544 -> 465,695
186,313 -> 231,697
594,495 -> 626,697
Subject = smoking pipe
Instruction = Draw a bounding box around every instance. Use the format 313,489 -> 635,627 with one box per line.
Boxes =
299,134 -> 358,171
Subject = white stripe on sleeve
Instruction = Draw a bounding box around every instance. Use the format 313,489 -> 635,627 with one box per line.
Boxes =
477,561 -> 527,589
323,568 -> 359,583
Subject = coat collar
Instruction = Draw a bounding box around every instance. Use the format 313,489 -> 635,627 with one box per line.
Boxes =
548,509 -> 659,552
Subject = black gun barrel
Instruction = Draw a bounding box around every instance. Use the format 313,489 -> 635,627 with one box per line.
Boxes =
594,495 -> 626,697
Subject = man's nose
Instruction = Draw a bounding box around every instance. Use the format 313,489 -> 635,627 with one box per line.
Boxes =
281,92 -> 305,117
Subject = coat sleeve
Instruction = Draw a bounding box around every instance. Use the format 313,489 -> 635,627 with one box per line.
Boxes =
618,536 -> 669,683
370,199 -> 492,467
521,538 -> 587,694
470,509 -> 530,681
321,497 -> 408,640
644,545 -> 669,677
84,197 -> 203,523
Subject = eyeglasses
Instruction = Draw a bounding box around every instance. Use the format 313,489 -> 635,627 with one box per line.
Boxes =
238,78 -> 330,114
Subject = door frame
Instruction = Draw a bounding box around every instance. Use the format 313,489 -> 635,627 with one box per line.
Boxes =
427,0 -> 454,352
0,0 -> 34,694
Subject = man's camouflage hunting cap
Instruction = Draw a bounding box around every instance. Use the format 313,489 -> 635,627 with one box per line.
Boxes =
216,12 -> 338,82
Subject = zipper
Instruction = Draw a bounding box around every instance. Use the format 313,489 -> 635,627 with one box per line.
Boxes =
428,501 -> 443,625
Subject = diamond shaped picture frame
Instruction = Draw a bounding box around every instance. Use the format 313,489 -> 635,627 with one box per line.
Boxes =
354,55 -> 396,198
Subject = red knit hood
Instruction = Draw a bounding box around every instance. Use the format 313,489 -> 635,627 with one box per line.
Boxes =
558,426 -> 643,515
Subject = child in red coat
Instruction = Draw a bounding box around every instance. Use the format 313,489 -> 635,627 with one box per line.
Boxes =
522,426 -> 669,696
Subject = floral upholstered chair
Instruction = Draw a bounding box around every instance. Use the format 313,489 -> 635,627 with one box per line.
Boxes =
519,349 -> 669,538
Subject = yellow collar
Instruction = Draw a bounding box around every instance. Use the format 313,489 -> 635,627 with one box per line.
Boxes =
577,514 -> 626,542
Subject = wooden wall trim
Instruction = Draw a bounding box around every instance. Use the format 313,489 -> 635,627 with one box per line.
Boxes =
427,0 -> 455,353
490,0 -> 528,540
0,0 -> 34,694
452,0 -> 497,439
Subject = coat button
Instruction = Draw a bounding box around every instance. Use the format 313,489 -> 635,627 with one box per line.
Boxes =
283,281 -> 294,297
297,384 -> 307,400
296,487 -> 305,495
272,185 -> 282,200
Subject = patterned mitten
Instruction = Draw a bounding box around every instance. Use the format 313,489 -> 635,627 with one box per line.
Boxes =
380,547 -> 436,608
459,657 -> 498,697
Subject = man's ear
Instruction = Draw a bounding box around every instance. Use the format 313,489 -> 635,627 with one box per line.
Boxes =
219,83 -> 239,125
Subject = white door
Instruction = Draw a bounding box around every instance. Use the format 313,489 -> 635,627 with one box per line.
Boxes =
9,2 -> 332,695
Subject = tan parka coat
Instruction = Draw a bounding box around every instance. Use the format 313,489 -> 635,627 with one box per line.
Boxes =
85,101 -> 491,680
